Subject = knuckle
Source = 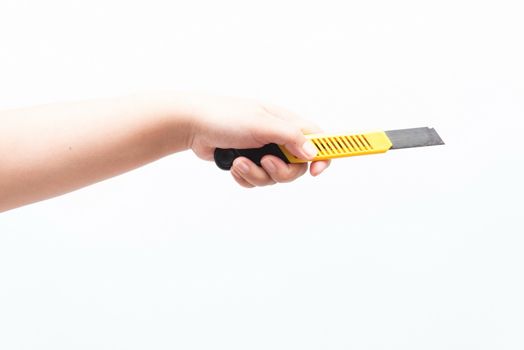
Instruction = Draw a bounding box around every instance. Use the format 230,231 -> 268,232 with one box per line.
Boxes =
273,170 -> 295,183
246,171 -> 275,187
257,178 -> 276,186
232,173 -> 254,188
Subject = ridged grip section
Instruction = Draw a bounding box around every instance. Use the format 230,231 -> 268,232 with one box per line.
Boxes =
279,131 -> 393,163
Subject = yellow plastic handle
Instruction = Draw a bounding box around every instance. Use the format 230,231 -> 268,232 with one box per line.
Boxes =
279,131 -> 393,163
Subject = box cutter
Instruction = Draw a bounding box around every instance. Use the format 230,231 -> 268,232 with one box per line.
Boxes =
214,127 -> 444,170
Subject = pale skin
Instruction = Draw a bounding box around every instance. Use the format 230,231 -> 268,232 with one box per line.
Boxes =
0,92 -> 330,212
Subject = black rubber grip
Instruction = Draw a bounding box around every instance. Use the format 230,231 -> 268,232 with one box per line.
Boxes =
214,144 -> 290,170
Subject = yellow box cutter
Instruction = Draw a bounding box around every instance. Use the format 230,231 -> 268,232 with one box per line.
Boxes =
214,127 -> 444,170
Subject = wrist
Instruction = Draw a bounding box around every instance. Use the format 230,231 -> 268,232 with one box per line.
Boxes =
137,91 -> 198,154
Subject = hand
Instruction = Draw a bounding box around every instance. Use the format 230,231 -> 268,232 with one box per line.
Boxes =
181,94 -> 330,187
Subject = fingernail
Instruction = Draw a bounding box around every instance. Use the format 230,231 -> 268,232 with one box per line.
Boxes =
262,158 -> 276,173
237,161 -> 249,174
302,141 -> 318,159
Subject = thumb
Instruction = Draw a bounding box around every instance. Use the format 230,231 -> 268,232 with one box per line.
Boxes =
254,118 -> 318,160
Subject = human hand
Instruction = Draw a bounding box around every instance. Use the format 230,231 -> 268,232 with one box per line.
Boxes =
181,94 -> 330,187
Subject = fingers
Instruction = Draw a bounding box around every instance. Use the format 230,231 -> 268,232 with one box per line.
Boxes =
260,156 -> 307,183
231,157 -> 275,187
231,171 -> 254,188
310,160 -> 331,176
230,156 -> 308,187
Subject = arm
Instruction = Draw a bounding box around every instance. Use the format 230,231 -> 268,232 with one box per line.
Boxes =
0,93 -> 329,212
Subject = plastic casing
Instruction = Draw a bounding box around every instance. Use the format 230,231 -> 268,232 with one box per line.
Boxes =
280,131 -> 393,163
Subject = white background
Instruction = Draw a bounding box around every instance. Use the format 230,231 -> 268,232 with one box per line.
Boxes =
1,0 -> 523,349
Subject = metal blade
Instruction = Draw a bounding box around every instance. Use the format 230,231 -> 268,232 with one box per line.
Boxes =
385,127 -> 444,150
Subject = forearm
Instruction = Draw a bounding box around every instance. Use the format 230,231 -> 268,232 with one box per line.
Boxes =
0,94 -> 192,212
0,92 -> 329,212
